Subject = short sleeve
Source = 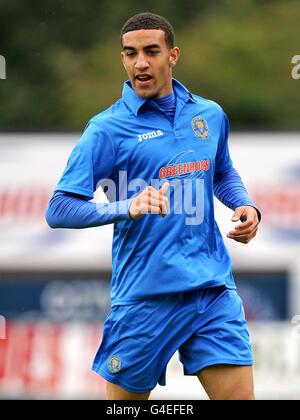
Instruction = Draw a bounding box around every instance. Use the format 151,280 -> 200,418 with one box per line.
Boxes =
55,121 -> 116,199
215,112 -> 233,176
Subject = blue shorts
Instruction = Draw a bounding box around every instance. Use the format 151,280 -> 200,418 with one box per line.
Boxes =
92,286 -> 253,393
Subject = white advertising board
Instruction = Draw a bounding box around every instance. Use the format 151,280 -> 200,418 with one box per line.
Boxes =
0,133 -> 299,271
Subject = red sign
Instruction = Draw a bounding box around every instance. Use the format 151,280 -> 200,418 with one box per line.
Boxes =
0,322 -> 106,398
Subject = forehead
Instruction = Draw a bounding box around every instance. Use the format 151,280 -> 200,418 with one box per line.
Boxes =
122,29 -> 167,49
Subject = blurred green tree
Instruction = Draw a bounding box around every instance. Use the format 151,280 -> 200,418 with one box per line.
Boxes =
0,0 -> 299,131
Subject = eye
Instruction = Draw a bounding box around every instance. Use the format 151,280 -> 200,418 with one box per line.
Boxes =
125,52 -> 136,57
148,50 -> 159,56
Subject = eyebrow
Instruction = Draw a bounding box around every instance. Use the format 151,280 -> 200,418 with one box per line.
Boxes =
123,44 -> 161,51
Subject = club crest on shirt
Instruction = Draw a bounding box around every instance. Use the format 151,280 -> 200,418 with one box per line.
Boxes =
107,355 -> 122,374
192,116 -> 209,139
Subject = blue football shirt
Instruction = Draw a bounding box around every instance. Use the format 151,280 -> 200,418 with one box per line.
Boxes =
56,79 -> 256,305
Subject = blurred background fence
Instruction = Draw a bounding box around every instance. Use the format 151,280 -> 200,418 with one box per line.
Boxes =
0,0 -> 300,399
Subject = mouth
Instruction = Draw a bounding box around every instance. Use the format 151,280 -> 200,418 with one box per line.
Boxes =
135,74 -> 153,86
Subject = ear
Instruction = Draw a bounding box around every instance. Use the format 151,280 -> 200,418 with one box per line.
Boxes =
169,47 -> 180,68
121,51 -> 127,71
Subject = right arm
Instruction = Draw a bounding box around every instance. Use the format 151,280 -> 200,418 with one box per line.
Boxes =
45,191 -> 132,229
46,184 -> 170,229
45,120 -> 169,230
46,183 -> 169,229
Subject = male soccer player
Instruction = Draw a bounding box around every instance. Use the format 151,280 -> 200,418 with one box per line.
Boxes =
46,13 -> 261,400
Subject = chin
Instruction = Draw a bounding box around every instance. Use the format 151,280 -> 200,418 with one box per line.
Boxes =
133,82 -> 159,99
136,89 -> 155,99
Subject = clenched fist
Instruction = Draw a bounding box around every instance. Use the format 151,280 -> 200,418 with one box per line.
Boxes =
227,206 -> 260,244
129,183 -> 170,220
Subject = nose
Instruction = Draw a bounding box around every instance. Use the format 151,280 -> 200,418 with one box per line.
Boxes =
135,53 -> 149,71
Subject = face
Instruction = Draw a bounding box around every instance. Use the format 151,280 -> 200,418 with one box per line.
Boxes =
121,29 -> 180,99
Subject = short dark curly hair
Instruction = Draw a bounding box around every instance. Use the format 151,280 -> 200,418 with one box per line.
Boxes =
120,12 -> 175,49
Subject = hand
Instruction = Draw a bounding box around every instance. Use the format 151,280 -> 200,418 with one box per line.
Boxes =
129,183 -> 169,220
227,206 -> 260,244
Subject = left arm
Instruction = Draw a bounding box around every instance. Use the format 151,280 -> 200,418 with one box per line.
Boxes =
214,112 -> 261,244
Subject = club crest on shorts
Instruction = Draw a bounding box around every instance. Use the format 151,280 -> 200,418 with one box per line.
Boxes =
192,116 -> 209,139
107,355 -> 122,373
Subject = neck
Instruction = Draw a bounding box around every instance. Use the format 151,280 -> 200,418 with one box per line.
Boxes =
152,90 -> 176,124
152,77 -> 173,99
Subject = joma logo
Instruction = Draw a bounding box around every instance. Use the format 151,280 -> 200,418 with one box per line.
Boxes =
137,130 -> 164,143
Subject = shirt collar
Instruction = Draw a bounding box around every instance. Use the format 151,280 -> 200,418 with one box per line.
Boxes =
122,78 -> 197,116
